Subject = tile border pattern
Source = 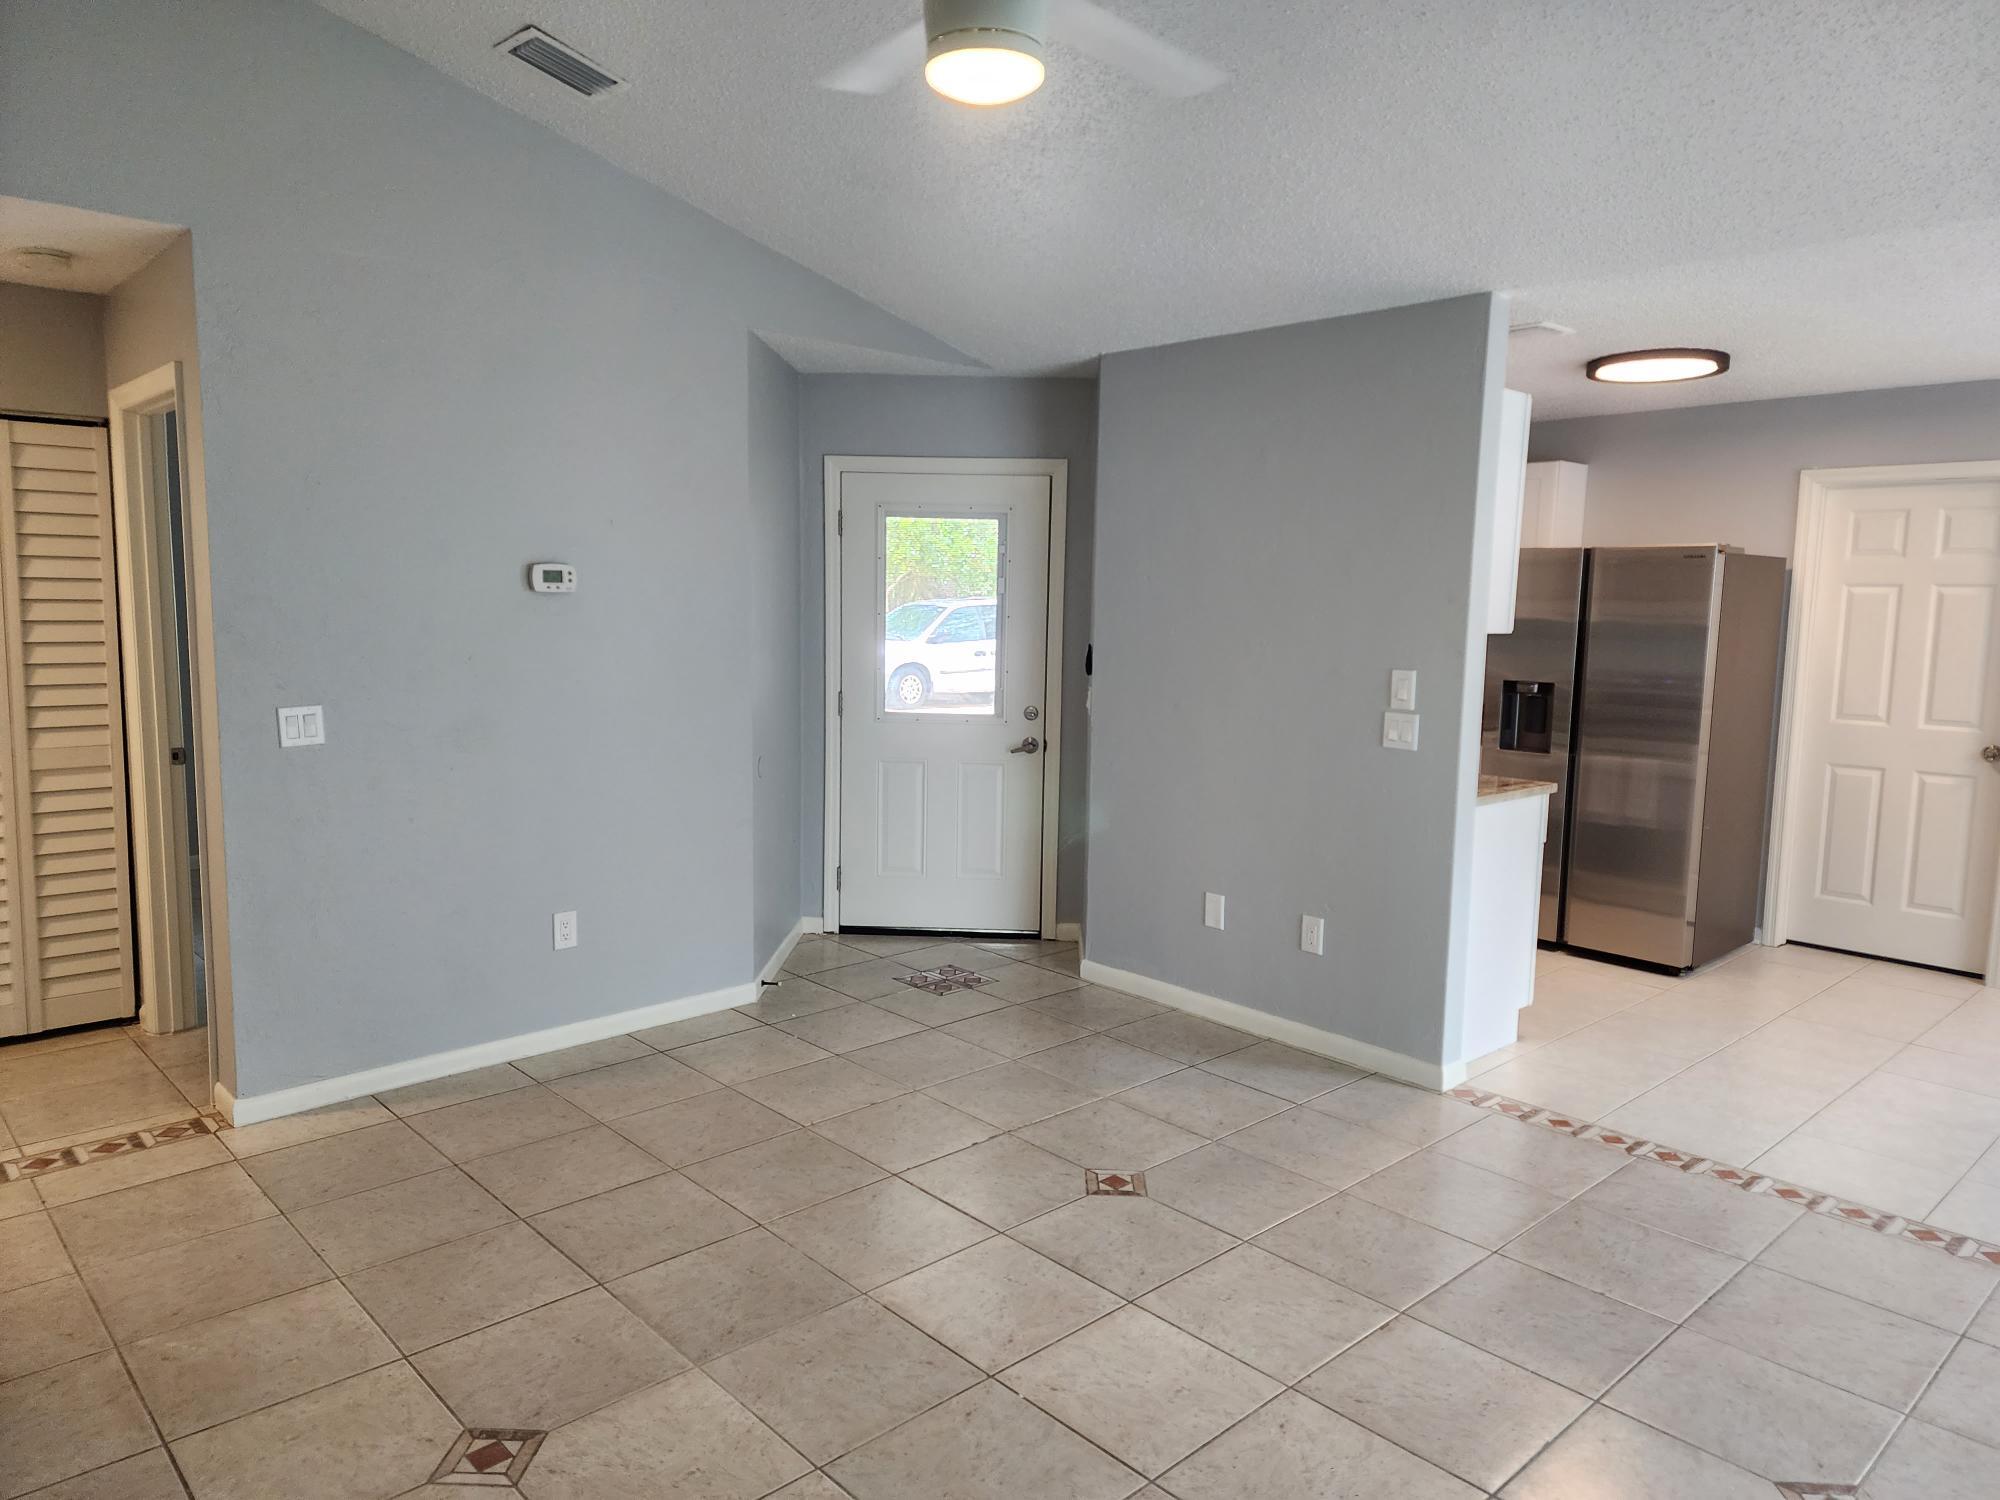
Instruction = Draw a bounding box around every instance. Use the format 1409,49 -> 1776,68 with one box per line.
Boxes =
0,1111 -> 226,1181
1450,1085 -> 2000,1267
1084,1170 -> 1147,1196
899,963 -> 993,995
430,1429 -> 546,1487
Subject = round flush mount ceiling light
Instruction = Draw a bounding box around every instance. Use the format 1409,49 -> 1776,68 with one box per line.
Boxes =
924,0 -> 1048,106
1586,348 -> 1731,384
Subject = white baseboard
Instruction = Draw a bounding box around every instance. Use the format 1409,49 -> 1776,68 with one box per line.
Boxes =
758,917 -> 823,985
1078,959 -> 1459,1091
1055,921 -> 1083,944
222,981 -> 755,1127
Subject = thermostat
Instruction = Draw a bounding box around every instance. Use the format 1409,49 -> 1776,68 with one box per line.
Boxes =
528,563 -> 576,593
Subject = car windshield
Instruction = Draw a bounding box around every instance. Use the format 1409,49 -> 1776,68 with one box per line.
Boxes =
884,602 -> 946,641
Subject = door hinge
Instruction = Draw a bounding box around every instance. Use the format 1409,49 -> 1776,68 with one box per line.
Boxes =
835,866 -> 842,891
837,689 -> 843,717
836,509 -> 844,537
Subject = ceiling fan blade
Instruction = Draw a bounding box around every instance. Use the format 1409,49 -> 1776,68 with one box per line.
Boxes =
1049,0 -> 1226,96
818,22 -> 927,94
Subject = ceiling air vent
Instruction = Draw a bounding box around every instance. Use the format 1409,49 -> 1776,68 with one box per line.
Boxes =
497,26 -> 622,97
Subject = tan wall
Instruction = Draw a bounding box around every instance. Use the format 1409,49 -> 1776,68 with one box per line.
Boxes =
0,282 -> 106,418
100,233 -> 233,1090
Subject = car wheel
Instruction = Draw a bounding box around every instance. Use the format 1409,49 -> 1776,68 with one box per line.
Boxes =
889,665 -> 930,709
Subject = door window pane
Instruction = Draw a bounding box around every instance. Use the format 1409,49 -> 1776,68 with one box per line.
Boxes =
882,514 -> 1000,715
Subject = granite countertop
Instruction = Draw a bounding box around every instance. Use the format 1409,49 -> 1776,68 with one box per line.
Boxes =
1478,774 -> 1558,805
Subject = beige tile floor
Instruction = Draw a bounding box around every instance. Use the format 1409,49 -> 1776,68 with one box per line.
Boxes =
1472,943 -> 2000,1236
0,934 -> 1995,1498
0,1025 -> 210,1162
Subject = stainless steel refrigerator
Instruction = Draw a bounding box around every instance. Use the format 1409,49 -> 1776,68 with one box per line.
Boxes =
1482,546 -> 1787,971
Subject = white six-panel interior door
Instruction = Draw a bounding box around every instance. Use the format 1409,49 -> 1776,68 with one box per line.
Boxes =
1784,469 -> 2000,972
834,466 -> 1054,934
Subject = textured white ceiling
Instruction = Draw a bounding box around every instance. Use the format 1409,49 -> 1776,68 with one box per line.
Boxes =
0,196 -> 183,293
317,1 -> 2000,411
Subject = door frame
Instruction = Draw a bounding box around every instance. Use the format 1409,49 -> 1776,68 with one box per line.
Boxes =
822,455 -> 1068,937
106,362 -> 230,1046
1763,458 -> 2000,975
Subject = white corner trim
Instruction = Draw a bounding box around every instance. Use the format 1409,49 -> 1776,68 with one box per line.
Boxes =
1055,920 -> 1083,944
222,981 -> 756,1127
212,1079 -> 238,1125
759,917 -> 823,985
1078,959 -> 1461,1091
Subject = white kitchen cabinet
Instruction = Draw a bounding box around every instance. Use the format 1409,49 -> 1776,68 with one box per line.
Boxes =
1486,389 -> 1533,633
1520,460 -> 1588,548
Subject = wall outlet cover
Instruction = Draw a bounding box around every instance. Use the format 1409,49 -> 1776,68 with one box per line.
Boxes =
1203,892 -> 1225,930
553,910 -> 578,949
1301,915 -> 1325,955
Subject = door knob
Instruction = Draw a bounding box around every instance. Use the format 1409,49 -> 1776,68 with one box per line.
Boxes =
1009,736 -> 1041,755
1984,745 -> 2000,763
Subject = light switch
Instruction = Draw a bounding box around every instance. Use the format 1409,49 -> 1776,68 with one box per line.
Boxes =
277,705 -> 326,748
1204,892 -> 1225,930
1389,669 -> 1418,710
1382,711 -> 1419,750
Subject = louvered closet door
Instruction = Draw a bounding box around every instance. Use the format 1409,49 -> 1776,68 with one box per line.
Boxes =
0,421 -> 136,1035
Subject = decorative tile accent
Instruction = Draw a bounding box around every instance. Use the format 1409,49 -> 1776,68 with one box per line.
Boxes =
0,1113 -> 226,1182
430,1428 -> 546,1487
1084,1170 -> 1147,1197
1448,1086 -> 2000,1268
900,964 -> 993,995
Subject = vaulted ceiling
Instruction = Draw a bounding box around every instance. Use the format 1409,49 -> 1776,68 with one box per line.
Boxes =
319,0 -> 2000,416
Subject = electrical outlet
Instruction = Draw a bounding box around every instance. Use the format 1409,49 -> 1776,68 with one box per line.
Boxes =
1301,915 -> 1325,955
1204,892 -> 1225,930
553,910 -> 578,950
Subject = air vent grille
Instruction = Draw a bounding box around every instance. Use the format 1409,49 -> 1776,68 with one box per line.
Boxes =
499,26 -> 621,97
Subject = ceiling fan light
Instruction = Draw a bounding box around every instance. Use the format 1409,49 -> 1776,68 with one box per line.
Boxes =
1586,348 -> 1730,384
925,35 -> 1046,105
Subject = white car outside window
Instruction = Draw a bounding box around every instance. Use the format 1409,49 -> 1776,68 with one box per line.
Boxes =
883,598 -> 997,712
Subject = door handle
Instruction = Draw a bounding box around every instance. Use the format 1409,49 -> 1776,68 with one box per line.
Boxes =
1984,745 -> 2000,763
1009,736 -> 1040,755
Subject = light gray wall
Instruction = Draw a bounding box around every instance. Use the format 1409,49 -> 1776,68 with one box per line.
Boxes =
1532,380 -> 2000,558
0,0 -> 967,1097
796,375 -> 1099,928
749,339 -> 802,973
0,281 -> 105,419
1087,294 -> 1508,1065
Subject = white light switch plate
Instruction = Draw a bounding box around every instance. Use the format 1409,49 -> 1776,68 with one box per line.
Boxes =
277,705 -> 325,748
1382,711 -> 1419,750
1389,669 -> 1418,710
1204,892 -> 1225,930
553,910 -> 578,950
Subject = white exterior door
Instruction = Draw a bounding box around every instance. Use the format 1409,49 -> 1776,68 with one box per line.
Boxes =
837,468 -> 1051,932
1786,474 -> 2000,971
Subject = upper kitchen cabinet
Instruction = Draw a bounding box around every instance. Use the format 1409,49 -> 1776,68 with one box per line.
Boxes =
1521,460 -> 1588,548
1487,390 -> 1533,632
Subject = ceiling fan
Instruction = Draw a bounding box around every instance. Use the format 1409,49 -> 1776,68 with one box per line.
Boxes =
820,0 -> 1226,107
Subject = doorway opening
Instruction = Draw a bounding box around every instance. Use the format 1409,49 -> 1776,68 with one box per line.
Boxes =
822,457 -> 1067,938
0,196 -> 230,1162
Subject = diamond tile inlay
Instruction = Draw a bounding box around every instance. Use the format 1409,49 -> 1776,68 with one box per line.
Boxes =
431,1428 -> 547,1487
1084,1170 -> 1147,1197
